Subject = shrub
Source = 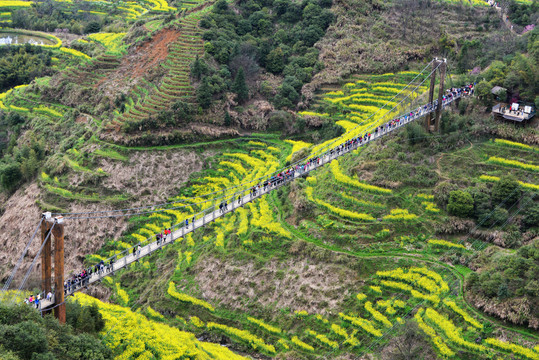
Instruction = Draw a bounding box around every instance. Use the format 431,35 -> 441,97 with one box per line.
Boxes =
0,162 -> 22,192
447,190 -> 474,218
479,206 -> 508,227
491,176 -> 521,207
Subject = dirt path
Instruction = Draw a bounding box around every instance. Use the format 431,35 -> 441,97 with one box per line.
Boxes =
435,140 -> 475,180
435,153 -> 450,180
493,5 -> 521,36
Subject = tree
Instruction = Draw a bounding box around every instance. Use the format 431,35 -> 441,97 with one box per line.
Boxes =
232,67 -> 249,103
191,56 -> 208,80
0,162 -> 22,192
497,282 -> 510,299
266,47 -> 285,74
475,80 -> 492,106
172,100 -> 193,124
478,272 -> 503,298
0,320 -> 48,359
20,149 -> 38,181
196,77 -> 213,109
522,203 -> 539,229
405,122 -> 427,145
224,111 -> 232,126
480,206 -> 508,227
274,0 -> 291,15
447,190 -> 474,218
214,0 -> 229,12
84,21 -> 101,34
433,182 -> 459,209
473,190 -> 491,220
491,176 -> 521,207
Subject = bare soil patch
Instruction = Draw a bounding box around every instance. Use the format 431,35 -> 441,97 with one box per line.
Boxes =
96,28 -> 181,98
1,148 -> 207,290
97,148 -> 204,205
194,254 -> 362,315
123,28 -> 180,78
0,184 -> 126,289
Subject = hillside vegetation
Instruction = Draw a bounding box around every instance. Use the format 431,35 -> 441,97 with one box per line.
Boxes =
0,0 -> 538,358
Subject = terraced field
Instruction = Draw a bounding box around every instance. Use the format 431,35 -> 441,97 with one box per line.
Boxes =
1,0 -> 538,359
69,83 -> 537,358
108,15 -> 204,132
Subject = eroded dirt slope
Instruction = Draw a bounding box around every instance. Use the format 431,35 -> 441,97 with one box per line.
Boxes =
0,148 -> 205,291
194,254 -> 363,315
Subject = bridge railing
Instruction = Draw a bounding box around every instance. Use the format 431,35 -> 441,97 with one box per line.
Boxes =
38,89 -> 470,309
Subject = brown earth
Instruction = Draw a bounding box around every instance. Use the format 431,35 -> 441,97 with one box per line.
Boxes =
0,182 -> 128,291
0,148 -> 207,291
193,254 -> 363,316
128,29 -> 180,78
96,148 -> 204,205
466,293 -> 539,330
96,28 -> 181,99
99,123 -> 242,146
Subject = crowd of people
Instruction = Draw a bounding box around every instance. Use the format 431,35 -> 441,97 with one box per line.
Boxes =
24,292 -> 53,309
26,83 -> 473,307
61,226 -> 175,296
155,228 -> 171,245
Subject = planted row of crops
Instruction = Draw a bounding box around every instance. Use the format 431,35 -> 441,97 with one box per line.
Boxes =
70,131 -> 515,357
90,140 -> 290,263
0,0 -> 176,20
58,123 -> 537,358
479,138 -> 539,190
82,244 -> 538,359
110,15 -> 204,132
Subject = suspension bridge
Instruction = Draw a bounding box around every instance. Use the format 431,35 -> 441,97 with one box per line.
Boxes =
3,58 -> 472,321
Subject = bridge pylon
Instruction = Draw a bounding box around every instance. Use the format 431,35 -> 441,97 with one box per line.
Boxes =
424,58 -> 447,132
41,213 -> 66,323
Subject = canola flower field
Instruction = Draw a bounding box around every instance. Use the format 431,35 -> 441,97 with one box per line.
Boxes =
73,96 -> 538,358
2,2 -> 537,356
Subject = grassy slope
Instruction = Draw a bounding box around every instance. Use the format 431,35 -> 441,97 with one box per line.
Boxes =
2,0 -> 539,359
79,97 -> 538,359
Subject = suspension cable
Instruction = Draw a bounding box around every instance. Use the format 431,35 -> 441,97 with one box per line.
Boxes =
58,61 -> 439,221
2,218 -> 44,292
18,222 -> 55,293
52,61 -> 438,219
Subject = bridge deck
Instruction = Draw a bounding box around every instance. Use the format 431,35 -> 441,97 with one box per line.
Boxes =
39,94 -> 464,310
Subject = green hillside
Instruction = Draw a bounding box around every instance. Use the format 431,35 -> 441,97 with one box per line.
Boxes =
0,0 -> 538,358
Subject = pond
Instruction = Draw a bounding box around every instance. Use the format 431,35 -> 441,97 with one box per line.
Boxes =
0,32 -> 56,46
